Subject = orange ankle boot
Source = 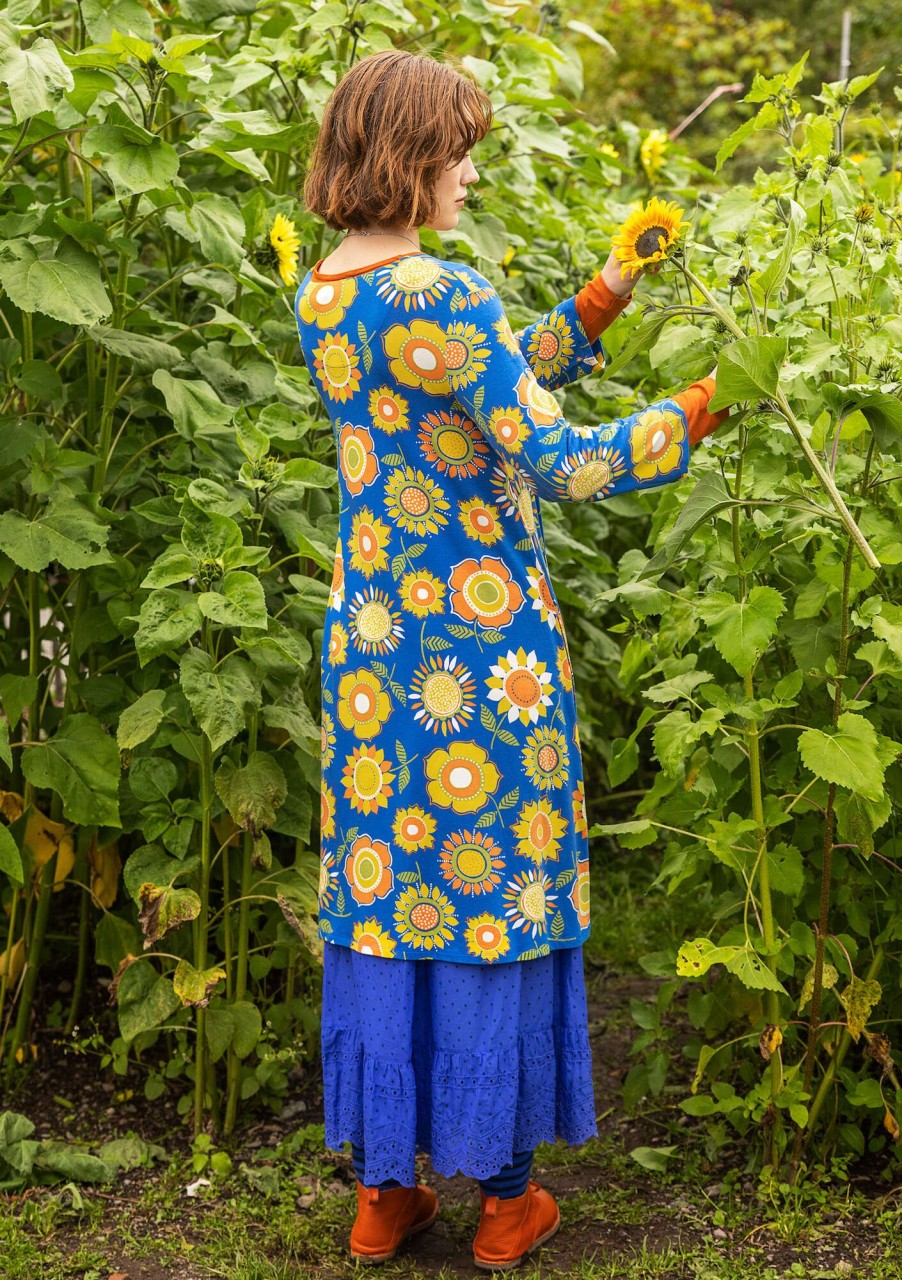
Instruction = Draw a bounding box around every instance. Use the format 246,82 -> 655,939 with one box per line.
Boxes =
473,1179 -> 560,1270
349,1180 -> 439,1264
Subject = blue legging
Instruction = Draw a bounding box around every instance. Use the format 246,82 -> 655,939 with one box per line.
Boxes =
351,1142 -> 534,1198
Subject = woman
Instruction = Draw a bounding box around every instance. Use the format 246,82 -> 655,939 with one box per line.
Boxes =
294,49 -> 729,1270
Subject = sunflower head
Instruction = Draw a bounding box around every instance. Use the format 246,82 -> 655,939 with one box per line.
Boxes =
611,198 -> 687,278
640,128 -> 669,181
269,212 -> 301,286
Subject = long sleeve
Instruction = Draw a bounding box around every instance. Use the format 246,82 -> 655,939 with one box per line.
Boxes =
445,267 -> 695,505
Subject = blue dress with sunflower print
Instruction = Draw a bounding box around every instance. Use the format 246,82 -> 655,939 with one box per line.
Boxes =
294,250 -> 692,966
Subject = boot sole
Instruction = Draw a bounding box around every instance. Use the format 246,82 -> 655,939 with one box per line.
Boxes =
350,1202 -> 440,1264
473,1206 -> 561,1271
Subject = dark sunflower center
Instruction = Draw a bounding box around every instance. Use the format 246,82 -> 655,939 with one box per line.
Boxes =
635,225 -> 669,258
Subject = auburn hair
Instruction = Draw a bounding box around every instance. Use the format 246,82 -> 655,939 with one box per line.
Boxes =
303,50 -> 493,231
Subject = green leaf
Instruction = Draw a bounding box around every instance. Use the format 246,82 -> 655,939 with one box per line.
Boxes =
707,336 -> 787,411
0,676 -> 36,734
187,195 -> 246,269
639,472 -> 739,580
87,325 -> 183,373
798,712 -> 885,801
214,752 -> 287,833
230,1000 -> 262,1058
652,707 -> 723,777
629,1145 -> 677,1172
755,199 -> 805,301
21,713 -> 120,826
601,311 -> 673,381
724,950 -> 787,994
715,101 -> 780,171
137,882 -> 202,947
872,602 -> 902,660
0,29 -> 74,121
94,912 -> 139,972
179,649 -> 260,752
173,958 -> 226,1008
198,571 -> 268,630
117,688 -> 167,750
676,937 -> 745,978
837,977 -> 882,1041
0,239 -> 112,325
141,545 -> 196,589
0,497 -> 111,571
80,0 -> 155,41
123,844 -> 200,904
81,122 -> 180,199
820,385 -> 902,460
696,586 -> 786,675
152,371 -> 233,438
133,589 -> 202,666
0,827 -> 24,884
116,962 -> 181,1042
798,961 -> 839,1012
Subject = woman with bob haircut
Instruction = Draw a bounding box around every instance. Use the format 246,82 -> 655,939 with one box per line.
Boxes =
295,48 -> 731,1270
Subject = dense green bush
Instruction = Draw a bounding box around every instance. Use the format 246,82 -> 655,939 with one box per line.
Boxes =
0,0 -> 899,1180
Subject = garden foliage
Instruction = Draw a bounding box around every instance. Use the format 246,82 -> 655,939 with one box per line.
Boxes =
0,0 -> 900,1174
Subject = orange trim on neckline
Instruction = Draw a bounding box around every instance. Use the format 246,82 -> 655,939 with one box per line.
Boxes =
310,251 -> 420,280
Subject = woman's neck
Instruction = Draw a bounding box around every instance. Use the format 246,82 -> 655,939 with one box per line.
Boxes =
319,225 -> 421,274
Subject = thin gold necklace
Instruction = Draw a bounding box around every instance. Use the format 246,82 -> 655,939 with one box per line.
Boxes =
345,229 -> 420,251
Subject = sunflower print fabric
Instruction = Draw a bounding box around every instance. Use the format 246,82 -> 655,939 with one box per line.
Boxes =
295,251 -> 691,964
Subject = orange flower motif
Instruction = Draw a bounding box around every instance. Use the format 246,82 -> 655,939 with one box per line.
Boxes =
344,835 -> 393,905
570,858 -> 590,927
398,569 -> 446,618
337,668 -> 393,740
392,805 -> 437,853
320,784 -> 336,839
418,409 -> 490,478
368,385 -> 410,434
327,622 -> 348,666
338,422 -> 379,495
464,912 -> 511,962
383,319 -> 450,394
312,331 -> 362,403
348,508 -> 392,578
425,740 -> 500,814
351,918 -> 397,957
514,370 -> 562,426
457,497 -> 504,546
448,556 -> 524,628
439,830 -> 505,895
298,277 -> 358,328
629,407 -> 686,481
486,405 -> 531,454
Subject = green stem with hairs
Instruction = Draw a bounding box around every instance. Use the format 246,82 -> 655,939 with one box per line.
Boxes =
224,714 -> 258,1136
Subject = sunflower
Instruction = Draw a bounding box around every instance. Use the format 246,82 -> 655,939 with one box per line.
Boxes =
640,128 -> 669,181
612,198 -> 686,278
269,213 -> 301,286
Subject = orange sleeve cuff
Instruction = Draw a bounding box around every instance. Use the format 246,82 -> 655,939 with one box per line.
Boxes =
673,376 -> 730,447
574,272 -> 633,343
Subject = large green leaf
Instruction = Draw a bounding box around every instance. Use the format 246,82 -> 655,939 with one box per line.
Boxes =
117,688 -> 167,750
179,648 -> 261,752
798,713 -> 885,801
0,239 -> 112,325
81,122 -> 180,199
0,827 -> 24,885
696,586 -> 786,675
87,325 -> 183,372
137,882 -> 202,948
152,371 -> 233,438
0,494 -> 111,570
116,962 -> 181,1042
133,589 -> 202,665
0,24 -> 74,121
21,714 -> 120,826
198,571 -> 268,629
79,0 -> 155,41
180,507 -> 243,564
639,471 -> 739,580
215,751 -> 287,833
707,336 -> 787,411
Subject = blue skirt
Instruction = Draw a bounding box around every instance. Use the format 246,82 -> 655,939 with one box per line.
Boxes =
320,941 -> 598,1186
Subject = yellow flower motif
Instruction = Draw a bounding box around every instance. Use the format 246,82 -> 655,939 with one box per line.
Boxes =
553,444 -> 628,501
444,321 -> 491,390
320,784 -> 336,839
440,830 -> 505,896
418,409 -> 490,478
503,869 -> 555,938
342,744 -> 395,816
464,912 -> 511,962
629,406 -> 686,481
640,128 -> 669,181
525,311 -> 575,382
345,835 -> 393,906
375,256 -> 451,310
454,270 -> 497,306
393,882 -> 458,951
612,198 -> 686,278
556,644 -> 573,692
298,276 -> 357,327
312,330 -> 362,403
368,385 -> 410,435
410,655 -> 477,735
327,622 -> 348,667
319,852 -> 339,907
572,781 -> 588,837
514,370 -> 562,426
486,405 -> 532,454
398,568 -> 446,618
425,740 -> 501,814
522,726 -> 569,791
270,212 -> 300,285
337,668 -> 393,740
384,466 -> 450,536
486,646 -> 554,726
348,586 -> 405,656
348,507 -> 392,578
351,918 -> 397,957
329,538 -> 344,609
599,142 -> 620,160
525,565 -> 561,631
383,319 -> 450,394
392,805 -> 437,853
570,858 -> 590,927
494,315 -> 520,355
512,798 -> 567,866
458,497 -> 504,546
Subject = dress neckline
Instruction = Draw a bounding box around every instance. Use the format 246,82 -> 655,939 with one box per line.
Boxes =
310,250 -> 421,281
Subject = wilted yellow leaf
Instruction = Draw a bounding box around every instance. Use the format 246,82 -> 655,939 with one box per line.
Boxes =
0,791 -> 24,823
759,1024 -> 783,1061
88,836 -> 121,909
22,809 -> 75,892
883,1109 -> 900,1142
0,937 -> 25,985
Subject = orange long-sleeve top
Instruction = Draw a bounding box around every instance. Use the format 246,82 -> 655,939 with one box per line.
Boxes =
574,272 -> 728,447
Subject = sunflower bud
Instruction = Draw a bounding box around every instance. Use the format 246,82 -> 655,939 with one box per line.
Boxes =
855,202 -> 874,223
